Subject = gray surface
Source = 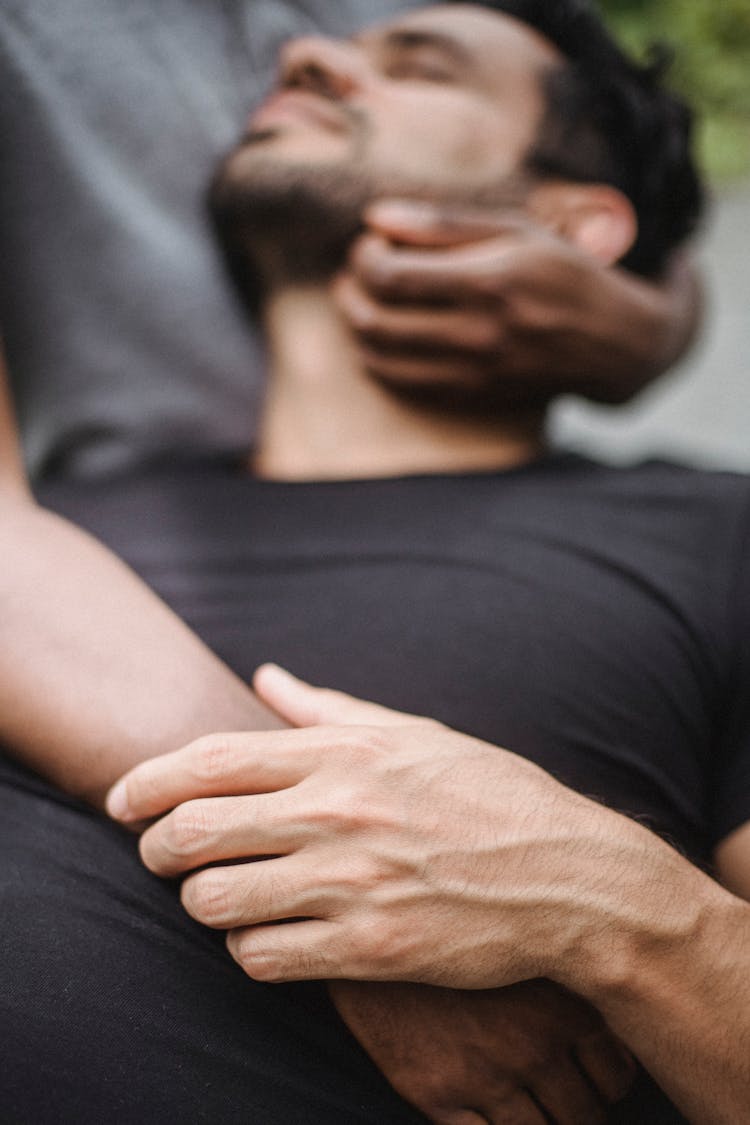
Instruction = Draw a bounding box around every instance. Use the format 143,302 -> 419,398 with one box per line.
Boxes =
0,0 -> 405,478
551,181 -> 750,470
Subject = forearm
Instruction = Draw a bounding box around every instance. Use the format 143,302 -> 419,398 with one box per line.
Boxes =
558,850 -> 750,1123
0,493 -> 282,806
107,675 -> 750,1118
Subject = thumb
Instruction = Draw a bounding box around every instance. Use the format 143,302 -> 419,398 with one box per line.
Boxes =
253,664 -> 425,728
365,199 -> 530,248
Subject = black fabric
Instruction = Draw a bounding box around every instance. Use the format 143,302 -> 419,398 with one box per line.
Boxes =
0,755 -> 426,1124
38,454 -> 750,856
4,453 -> 750,1122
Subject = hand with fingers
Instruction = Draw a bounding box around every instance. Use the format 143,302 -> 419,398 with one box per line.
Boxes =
106,664 -> 679,995
335,199 -> 700,405
105,668 -> 745,1122
105,665 -> 636,1124
328,978 -> 635,1125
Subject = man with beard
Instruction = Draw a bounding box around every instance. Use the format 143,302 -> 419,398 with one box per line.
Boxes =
0,0 -> 696,482
0,0 -> 699,804
2,2 -> 746,1123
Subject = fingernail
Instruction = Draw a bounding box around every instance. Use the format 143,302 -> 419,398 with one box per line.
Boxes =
105,780 -> 131,821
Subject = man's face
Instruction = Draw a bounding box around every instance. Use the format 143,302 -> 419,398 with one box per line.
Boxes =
211,4 -> 562,283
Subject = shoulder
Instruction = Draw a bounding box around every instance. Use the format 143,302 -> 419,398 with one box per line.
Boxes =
487,455 -> 750,590
544,455 -> 750,528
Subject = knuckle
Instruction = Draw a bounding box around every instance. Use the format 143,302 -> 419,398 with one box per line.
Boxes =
346,914 -> 407,977
340,855 -> 383,896
477,265 -> 512,302
305,786 -> 367,834
328,724 -> 389,771
167,800 -> 215,857
191,736 -> 237,785
352,234 -> 387,271
347,298 -> 380,333
515,1040 -> 552,1081
411,1089 -> 464,1122
482,317 -> 508,353
453,313 -> 504,353
353,725 -> 389,759
232,934 -> 283,982
126,761 -> 162,810
361,249 -> 404,293
182,869 -> 233,926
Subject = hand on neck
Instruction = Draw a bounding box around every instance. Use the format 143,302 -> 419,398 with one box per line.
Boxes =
252,284 -> 546,482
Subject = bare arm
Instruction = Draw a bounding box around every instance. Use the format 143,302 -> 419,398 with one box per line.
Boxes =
0,353 -> 281,807
1,356 -> 639,1121
112,670 -> 750,1124
571,863 -> 750,1125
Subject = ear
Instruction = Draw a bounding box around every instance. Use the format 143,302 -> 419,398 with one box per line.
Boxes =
526,181 -> 638,267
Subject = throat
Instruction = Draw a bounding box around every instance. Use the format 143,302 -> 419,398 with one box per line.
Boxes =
252,286 -> 546,481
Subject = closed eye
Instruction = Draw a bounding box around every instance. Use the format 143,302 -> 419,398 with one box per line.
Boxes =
384,52 -> 457,83
376,29 -> 471,84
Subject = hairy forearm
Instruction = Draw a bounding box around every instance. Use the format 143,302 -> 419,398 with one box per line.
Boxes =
559,852 -> 750,1123
0,494 -> 282,806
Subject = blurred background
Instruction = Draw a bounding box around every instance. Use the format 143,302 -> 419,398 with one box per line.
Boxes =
551,0 -> 750,469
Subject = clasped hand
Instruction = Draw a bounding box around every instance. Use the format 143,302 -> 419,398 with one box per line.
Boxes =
108,665 -> 641,1121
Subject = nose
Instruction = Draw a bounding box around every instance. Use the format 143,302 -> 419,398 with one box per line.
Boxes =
279,36 -> 371,100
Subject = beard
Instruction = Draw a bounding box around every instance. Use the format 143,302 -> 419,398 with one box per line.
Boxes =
208,109 -> 534,312
209,160 -> 371,301
208,107 -> 376,307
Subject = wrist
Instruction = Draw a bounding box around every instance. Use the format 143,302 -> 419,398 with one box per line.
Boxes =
557,851 -> 742,1021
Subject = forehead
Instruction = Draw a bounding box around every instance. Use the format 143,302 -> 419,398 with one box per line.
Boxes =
359,3 -> 563,82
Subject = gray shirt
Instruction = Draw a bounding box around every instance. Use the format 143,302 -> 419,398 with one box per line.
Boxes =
0,0 -> 406,477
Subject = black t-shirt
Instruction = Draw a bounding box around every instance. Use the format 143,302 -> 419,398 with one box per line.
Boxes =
7,452 -> 749,1122
38,452 -> 750,863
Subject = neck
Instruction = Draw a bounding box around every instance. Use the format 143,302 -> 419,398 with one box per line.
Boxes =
253,285 -> 546,481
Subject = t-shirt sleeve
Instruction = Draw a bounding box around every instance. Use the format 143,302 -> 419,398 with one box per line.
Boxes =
709,490 -> 750,846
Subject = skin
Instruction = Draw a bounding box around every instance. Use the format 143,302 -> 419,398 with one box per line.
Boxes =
0,357 -> 634,1119
0,358 -> 281,805
0,20 -> 640,1106
271,10 -> 559,182
105,8 -> 750,1121
0,4 -> 708,1120
110,665 -> 750,1125
339,201 -> 701,405
280,4 -> 700,402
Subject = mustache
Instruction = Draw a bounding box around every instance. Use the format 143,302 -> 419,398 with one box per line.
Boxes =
242,82 -> 370,146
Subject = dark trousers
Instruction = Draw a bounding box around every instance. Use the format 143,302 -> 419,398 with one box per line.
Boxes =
0,754 -> 687,1124
0,754 -> 426,1124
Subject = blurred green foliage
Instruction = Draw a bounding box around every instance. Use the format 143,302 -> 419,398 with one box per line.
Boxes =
597,0 -> 750,180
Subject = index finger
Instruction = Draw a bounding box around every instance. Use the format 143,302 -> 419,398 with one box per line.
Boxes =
350,233 -> 516,303
105,727 -> 340,824
365,199 -> 534,248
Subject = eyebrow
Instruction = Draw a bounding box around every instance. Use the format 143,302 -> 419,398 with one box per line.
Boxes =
374,28 -> 474,71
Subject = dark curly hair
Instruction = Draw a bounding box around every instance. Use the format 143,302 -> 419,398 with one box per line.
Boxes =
464,0 -> 706,276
